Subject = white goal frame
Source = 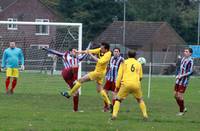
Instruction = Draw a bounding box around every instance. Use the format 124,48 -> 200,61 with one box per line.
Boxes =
0,21 -> 83,79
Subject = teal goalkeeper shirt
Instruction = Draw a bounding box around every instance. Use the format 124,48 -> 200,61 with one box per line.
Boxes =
1,47 -> 24,68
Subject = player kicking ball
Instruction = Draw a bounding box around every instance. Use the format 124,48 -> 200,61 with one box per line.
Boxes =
43,47 -> 87,112
174,48 -> 193,116
111,50 -> 148,120
61,42 -> 113,111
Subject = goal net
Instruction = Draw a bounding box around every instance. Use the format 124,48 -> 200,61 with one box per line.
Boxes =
0,21 -> 83,77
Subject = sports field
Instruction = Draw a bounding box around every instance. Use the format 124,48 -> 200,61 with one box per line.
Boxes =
0,73 -> 199,131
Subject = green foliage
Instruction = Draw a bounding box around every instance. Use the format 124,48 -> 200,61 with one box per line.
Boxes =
56,0 -> 199,44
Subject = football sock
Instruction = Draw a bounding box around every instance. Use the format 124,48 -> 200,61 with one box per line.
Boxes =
175,98 -> 181,110
104,101 -> 108,110
5,77 -> 10,92
112,100 -> 120,117
69,81 -> 81,95
179,99 -> 185,112
73,94 -> 79,112
139,101 -> 148,118
112,99 -> 115,105
100,90 -> 111,105
11,79 -> 17,92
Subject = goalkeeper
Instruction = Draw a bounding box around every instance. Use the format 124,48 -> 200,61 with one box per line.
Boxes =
61,42 -> 113,111
1,41 -> 24,94
43,47 -> 87,112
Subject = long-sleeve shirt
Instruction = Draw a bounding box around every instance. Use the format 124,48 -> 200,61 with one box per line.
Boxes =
106,56 -> 124,82
88,48 -> 111,73
176,56 -> 193,87
1,47 -> 24,68
44,48 -> 86,69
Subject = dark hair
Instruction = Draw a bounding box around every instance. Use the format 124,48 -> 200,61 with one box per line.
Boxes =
69,47 -> 76,52
101,42 -> 110,50
128,50 -> 136,58
185,47 -> 193,54
113,47 -> 120,52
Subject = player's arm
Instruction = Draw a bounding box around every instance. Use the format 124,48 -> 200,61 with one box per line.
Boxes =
97,52 -> 111,64
77,42 -> 92,61
1,50 -> 7,69
19,49 -> 25,70
177,60 -> 193,79
78,54 -> 88,61
139,63 -> 143,81
115,62 -> 124,89
42,48 -> 64,57
88,53 -> 98,62
88,48 -> 101,54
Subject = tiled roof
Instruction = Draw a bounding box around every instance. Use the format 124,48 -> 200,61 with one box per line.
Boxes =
95,21 -> 185,47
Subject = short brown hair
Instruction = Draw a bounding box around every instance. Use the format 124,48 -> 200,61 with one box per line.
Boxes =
185,47 -> 193,54
101,42 -> 110,50
128,50 -> 136,58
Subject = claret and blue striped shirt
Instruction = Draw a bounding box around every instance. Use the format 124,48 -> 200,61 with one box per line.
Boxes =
176,56 -> 193,87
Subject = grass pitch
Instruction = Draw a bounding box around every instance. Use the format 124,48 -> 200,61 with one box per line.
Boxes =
0,73 -> 200,131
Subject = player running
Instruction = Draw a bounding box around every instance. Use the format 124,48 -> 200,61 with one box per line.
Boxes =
61,42 -> 113,111
174,48 -> 193,116
43,47 -> 87,112
103,48 -> 124,112
111,50 -> 148,120
1,41 -> 24,94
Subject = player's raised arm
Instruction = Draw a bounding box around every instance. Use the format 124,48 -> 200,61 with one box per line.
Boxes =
42,48 -> 64,57
88,48 -> 101,54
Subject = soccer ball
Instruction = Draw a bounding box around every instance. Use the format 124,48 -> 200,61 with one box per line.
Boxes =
137,57 -> 146,65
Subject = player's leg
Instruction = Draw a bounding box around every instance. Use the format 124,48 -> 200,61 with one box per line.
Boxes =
5,68 -> 12,93
61,73 -> 91,98
103,80 -> 111,112
71,68 -> 80,112
111,81 -> 117,105
72,91 -> 79,112
96,79 -> 112,110
69,74 -> 90,95
10,68 -> 19,94
133,87 -> 148,119
5,77 -> 10,94
174,84 -> 186,116
68,71 -> 100,97
111,84 -> 128,120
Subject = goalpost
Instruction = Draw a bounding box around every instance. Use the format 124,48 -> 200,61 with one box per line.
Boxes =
0,21 -> 83,79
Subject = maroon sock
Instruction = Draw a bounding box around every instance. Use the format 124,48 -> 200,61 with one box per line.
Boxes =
175,98 -> 180,106
73,94 -> 79,112
179,99 -> 185,112
11,79 -> 17,92
104,101 -> 108,110
175,97 -> 182,112
5,77 -> 10,92
112,99 -> 115,105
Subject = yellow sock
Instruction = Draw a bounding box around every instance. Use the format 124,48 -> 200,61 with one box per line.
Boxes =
69,81 -> 81,95
100,90 -> 111,105
139,101 -> 148,118
112,100 -> 120,117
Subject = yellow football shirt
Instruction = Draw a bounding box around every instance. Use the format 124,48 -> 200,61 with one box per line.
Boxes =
88,48 -> 111,73
116,58 -> 143,88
